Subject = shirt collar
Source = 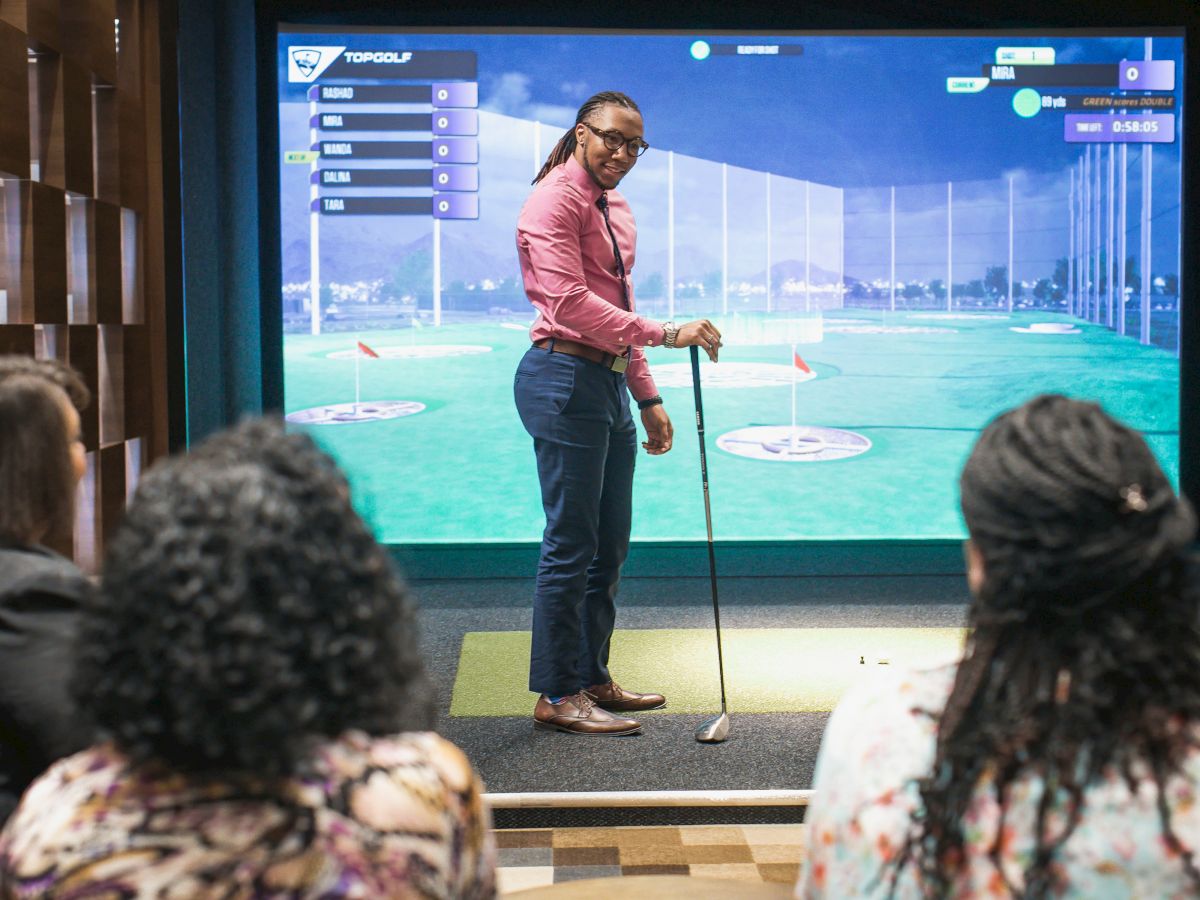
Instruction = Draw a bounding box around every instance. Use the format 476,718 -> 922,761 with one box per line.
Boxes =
563,154 -> 605,203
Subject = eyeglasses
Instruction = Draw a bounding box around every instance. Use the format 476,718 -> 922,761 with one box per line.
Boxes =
582,123 -> 650,158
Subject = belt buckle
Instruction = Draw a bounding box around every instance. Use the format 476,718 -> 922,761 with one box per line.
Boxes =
611,355 -> 628,374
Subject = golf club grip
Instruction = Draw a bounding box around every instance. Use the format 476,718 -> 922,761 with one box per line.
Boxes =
689,346 -> 705,433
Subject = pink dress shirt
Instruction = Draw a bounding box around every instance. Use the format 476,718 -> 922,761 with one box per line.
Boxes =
517,155 -> 666,402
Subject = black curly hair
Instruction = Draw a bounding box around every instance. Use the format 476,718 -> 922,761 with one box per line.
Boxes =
889,394 -> 1200,897
73,418 -> 434,777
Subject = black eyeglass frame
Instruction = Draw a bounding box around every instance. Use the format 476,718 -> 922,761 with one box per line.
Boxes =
581,122 -> 650,158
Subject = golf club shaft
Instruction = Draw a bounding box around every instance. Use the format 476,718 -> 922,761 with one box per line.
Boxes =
690,346 -> 728,711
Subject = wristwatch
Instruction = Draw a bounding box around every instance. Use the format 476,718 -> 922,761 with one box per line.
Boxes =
662,321 -> 679,349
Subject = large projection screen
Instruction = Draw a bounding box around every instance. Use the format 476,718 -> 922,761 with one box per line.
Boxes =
275,29 -> 1185,546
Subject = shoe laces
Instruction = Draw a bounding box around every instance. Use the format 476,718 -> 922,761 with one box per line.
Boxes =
566,691 -> 596,716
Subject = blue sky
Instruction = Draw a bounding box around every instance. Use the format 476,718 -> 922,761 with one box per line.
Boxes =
280,31 -> 1184,188
279,31 -> 1184,281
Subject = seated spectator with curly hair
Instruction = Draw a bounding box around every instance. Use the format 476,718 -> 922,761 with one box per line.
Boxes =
0,419 -> 496,898
0,358 -> 92,825
800,394 -> 1200,898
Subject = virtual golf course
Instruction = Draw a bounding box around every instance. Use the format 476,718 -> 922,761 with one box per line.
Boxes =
284,308 -> 1180,545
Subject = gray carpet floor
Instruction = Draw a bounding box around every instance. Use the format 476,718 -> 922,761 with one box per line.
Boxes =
414,574 -> 969,796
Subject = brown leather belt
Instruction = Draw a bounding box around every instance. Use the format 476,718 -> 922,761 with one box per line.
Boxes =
533,338 -> 628,373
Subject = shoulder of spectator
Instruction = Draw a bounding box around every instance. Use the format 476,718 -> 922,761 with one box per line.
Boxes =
0,547 -> 91,612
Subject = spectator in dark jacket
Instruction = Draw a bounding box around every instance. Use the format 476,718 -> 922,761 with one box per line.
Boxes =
0,358 -> 92,824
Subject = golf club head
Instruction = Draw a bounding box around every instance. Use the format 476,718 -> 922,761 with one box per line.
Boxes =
694,711 -> 730,743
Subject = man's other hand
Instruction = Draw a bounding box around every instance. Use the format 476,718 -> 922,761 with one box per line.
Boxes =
640,404 -> 674,455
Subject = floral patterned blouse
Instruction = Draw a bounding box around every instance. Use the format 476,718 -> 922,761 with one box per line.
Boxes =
0,731 -> 496,898
799,663 -> 1200,899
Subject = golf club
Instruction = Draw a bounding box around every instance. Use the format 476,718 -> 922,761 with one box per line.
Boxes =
690,345 -> 730,744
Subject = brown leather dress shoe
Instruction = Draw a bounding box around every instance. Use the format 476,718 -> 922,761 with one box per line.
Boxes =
533,693 -> 642,735
583,681 -> 667,712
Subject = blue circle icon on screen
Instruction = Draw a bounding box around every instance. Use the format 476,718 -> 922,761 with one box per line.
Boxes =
1012,88 -> 1041,118
690,41 -> 711,61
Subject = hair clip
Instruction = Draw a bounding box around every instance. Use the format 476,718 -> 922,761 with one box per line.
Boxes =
1119,484 -> 1148,513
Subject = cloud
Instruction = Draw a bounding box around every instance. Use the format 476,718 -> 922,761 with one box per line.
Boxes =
481,72 -> 576,129
559,80 -> 588,100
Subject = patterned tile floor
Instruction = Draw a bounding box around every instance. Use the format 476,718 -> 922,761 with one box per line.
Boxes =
495,824 -> 808,894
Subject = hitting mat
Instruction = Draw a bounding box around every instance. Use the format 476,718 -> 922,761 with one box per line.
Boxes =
449,627 -> 966,717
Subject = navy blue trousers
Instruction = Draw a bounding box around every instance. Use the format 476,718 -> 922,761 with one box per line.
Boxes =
514,345 -> 636,696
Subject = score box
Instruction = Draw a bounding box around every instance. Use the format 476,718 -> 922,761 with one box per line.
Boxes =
433,194 -> 478,219
432,110 -> 478,136
432,82 -> 478,108
432,138 -> 478,163
1118,60 -> 1174,91
1064,113 -> 1174,143
433,165 -> 478,192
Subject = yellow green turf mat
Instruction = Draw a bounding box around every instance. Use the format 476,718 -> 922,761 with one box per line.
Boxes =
449,627 -> 966,716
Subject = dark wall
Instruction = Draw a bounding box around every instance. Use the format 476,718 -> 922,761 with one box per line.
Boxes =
177,0 -> 263,443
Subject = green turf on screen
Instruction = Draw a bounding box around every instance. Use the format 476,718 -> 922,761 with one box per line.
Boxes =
284,310 -> 1179,544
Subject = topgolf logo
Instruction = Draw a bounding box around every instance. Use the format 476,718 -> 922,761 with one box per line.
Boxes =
287,46 -> 345,83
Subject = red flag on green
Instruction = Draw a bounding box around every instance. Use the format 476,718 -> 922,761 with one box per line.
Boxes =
357,341 -> 380,358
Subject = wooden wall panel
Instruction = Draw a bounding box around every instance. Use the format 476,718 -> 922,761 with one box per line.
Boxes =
98,323 -> 122,444
122,322 -> 148,435
0,22 -> 29,178
0,3 -> 28,32
60,0 -> 118,86
4,0 -> 167,566
31,54 -> 93,193
93,198 -> 120,321
0,179 -> 29,323
67,322 -> 98,450
60,57 -> 93,194
25,179 -> 67,322
23,0 -> 59,52
93,84 -> 119,202
98,441 -> 126,546
66,194 -> 90,321
0,324 -> 35,355
115,0 -> 144,213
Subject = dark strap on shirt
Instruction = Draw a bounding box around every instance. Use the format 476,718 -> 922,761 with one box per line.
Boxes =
595,192 -> 633,363
596,193 -> 630,312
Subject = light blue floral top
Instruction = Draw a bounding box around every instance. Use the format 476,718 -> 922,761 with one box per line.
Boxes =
799,663 -> 1200,899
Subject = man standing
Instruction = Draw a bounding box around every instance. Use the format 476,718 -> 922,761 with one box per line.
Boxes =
514,91 -> 722,736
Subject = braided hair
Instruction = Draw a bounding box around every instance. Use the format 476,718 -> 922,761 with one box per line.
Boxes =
892,394 -> 1200,897
532,91 -> 641,185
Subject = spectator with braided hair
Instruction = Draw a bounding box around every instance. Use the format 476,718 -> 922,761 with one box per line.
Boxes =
800,394 -> 1200,898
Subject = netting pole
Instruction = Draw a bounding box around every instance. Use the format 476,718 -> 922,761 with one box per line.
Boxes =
1068,165 -> 1075,317
722,163 -> 728,315
804,181 -> 811,313
889,185 -> 896,312
1107,143 -> 1115,328
766,172 -> 772,313
668,150 -> 675,321
1118,143 -> 1128,336
1007,176 -> 1014,313
946,181 -> 953,312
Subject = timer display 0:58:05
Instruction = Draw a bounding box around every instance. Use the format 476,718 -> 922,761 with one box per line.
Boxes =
1112,119 -> 1160,134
